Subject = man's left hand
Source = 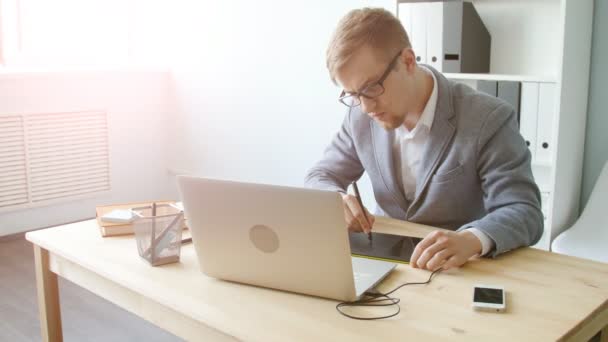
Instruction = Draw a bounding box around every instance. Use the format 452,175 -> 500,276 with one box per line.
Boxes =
410,230 -> 482,271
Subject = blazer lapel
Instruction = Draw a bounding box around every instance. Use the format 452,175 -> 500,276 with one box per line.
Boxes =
370,120 -> 409,212
406,66 -> 456,218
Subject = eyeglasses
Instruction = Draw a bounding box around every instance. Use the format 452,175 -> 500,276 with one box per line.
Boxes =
338,51 -> 402,108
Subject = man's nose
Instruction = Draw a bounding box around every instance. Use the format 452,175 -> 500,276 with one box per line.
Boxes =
360,96 -> 376,114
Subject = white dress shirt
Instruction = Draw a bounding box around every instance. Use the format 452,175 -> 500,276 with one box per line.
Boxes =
392,67 -> 494,256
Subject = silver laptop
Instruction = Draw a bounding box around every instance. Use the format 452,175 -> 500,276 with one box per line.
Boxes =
177,176 -> 397,302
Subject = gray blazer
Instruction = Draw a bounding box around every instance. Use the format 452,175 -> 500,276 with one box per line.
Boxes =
305,66 -> 543,257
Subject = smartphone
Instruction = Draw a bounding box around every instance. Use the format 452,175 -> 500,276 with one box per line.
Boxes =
472,284 -> 506,312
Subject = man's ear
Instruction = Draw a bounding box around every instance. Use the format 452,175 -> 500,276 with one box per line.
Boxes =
400,48 -> 416,73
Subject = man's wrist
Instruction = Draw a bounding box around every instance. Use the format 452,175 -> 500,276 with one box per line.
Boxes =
466,228 -> 495,256
459,230 -> 483,256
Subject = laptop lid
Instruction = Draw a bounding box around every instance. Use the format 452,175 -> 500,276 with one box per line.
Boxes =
177,176 -> 364,301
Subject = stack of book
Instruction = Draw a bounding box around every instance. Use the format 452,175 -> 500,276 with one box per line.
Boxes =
96,200 -> 186,237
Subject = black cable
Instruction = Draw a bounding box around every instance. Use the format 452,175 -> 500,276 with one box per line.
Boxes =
336,268 -> 442,320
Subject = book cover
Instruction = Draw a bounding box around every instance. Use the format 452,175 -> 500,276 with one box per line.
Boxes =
96,200 -> 183,237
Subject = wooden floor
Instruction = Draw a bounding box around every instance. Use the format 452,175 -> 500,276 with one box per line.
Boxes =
0,237 -> 183,342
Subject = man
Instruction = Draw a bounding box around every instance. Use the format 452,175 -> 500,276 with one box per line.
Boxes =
305,8 -> 543,271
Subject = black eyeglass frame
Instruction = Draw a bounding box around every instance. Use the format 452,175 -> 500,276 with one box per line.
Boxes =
338,51 -> 402,108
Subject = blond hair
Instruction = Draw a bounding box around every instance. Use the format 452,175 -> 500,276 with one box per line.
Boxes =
326,8 -> 411,84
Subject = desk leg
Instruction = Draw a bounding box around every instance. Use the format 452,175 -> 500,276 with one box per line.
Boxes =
33,245 -> 63,342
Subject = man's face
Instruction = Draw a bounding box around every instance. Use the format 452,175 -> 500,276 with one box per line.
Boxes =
335,46 -> 417,130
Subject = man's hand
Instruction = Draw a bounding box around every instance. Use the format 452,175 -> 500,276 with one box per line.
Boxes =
410,230 -> 482,271
341,193 -> 375,233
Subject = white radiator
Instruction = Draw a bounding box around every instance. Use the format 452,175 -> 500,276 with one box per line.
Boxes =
0,111 -> 111,211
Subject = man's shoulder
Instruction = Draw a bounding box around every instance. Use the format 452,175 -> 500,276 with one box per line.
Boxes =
343,106 -> 374,132
448,81 -> 515,128
447,80 -> 520,149
449,81 -> 510,116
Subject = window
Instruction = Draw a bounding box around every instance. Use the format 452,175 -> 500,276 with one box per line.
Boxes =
0,0 -> 168,68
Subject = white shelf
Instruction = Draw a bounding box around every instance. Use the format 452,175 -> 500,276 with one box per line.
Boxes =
444,73 -> 557,83
398,0 -> 593,252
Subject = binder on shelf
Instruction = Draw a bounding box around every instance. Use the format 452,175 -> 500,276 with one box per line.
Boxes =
477,80 -> 497,97
536,82 -> 557,164
497,81 -> 521,126
460,2 -> 490,73
540,192 -> 551,220
397,3 -> 413,44
410,2 -> 428,64
532,164 -> 552,193
426,2 -> 448,72
451,78 -> 478,89
520,82 -> 539,160
398,1 -> 490,73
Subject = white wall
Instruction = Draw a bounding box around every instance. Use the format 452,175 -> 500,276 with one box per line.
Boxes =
166,0 -> 394,207
472,0 -> 561,78
0,70 -> 174,235
0,1 -> 407,236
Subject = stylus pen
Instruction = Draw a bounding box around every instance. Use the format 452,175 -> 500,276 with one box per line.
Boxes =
352,181 -> 372,241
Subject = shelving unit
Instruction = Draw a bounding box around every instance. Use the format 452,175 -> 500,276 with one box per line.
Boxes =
443,73 -> 557,83
397,0 -> 594,250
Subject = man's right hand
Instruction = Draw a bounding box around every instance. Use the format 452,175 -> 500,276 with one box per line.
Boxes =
341,193 -> 375,233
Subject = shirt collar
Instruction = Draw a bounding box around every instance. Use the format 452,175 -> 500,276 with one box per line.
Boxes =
397,66 -> 438,138
416,66 -> 438,131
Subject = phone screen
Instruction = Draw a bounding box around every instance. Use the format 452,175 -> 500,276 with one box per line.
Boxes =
474,287 -> 504,304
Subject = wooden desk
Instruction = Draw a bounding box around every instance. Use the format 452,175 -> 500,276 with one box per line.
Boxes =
26,217 -> 608,341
